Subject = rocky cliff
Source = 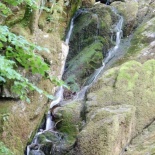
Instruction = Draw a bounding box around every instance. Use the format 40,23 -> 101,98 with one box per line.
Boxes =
1,0 -> 155,155
54,0 -> 155,155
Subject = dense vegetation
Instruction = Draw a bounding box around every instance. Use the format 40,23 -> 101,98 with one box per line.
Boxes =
0,0 -> 67,102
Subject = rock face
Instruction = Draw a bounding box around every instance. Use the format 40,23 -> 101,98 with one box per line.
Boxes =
75,60 -> 155,155
63,4 -> 118,92
54,1 -> 155,155
124,121 -> 155,155
76,105 -> 136,155
1,0 -> 155,155
0,0 -> 79,154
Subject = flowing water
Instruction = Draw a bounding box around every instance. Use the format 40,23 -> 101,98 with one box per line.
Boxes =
26,9 -> 83,155
75,7 -> 123,100
26,6 -> 124,155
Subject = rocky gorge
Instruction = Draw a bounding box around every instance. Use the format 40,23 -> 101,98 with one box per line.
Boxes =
1,0 -> 155,155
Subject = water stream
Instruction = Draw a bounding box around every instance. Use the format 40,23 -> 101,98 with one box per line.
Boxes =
26,9 -> 82,155
26,6 -> 124,155
75,7 -> 123,100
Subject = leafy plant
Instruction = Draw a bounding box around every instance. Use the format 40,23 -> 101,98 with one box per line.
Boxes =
50,76 -> 69,89
0,26 -> 49,76
0,1 -> 69,102
0,56 -> 54,103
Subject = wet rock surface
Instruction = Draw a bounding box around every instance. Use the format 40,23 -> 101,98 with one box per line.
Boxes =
63,4 -> 118,92
54,1 -> 155,155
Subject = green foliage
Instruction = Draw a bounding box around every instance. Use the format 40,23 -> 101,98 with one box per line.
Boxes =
0,56 -> 54,102
0,26 -> 49,76
0,26 -> 68,102
0,1 -> 69,102
0,2 -> 12,17
2,113 -> 9,122
0,0 -> 36,17
0,141 -> 14,155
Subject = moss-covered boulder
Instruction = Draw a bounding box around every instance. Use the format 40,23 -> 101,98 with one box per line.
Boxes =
53,101 -> 83,146
64,4 -> 118,92
75,105 -> 135,155
68,4 -> 116,61
82,0 -> 95,7
115,15 -> 155,67
124,121 -> 155,155
127,17 -> 155,60
136,0 -> 155,24
75,59 -> 155,154
64,41 -> 104,92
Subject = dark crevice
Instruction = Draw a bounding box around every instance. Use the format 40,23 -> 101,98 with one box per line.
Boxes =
95,0 -> 111,5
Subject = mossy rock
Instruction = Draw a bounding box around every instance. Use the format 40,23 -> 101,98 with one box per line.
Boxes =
64,41 -> 104,92
67,4 -> 116,61
75,105 -> 136,155
127,17 -> 155,56
116,16 -> 155,66
75,59 -> 155,155
82,0 -> 95,7
124,121 -> 155,155
54,101 -> 82,145
64,4 -> 119,92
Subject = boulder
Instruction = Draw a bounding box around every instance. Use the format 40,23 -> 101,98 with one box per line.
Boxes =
124,121 -> 155,155
82,0 -> 95,7
76,105 -> 135,155
53,101 -> 83,146
75,60 -> 155,154
63,4 -> 118,92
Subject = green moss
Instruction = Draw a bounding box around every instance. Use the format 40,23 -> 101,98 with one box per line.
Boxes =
77,105 -> 135,155
64,41 -> 103,92
57,102 -> 82,144
127,17 -> 155,55
5,8 -> 25,26
68,0 -> 82,18
0,141 -> 14,155
116,61 -> 141,90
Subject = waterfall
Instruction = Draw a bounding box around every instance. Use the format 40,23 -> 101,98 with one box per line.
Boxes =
65,18 -> 74,45
75,7 -> 123,101
26,9 -> 83,155
45,9 -> 83,130
26,7 -> 124,154
65,9 -> 87,44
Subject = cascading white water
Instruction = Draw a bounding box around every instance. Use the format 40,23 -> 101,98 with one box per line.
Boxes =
75,7 -> 123,101
45,9 -> 86,130
26,10 -> 83,155
65,18 -> 74,45
45,11 -> 79,131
